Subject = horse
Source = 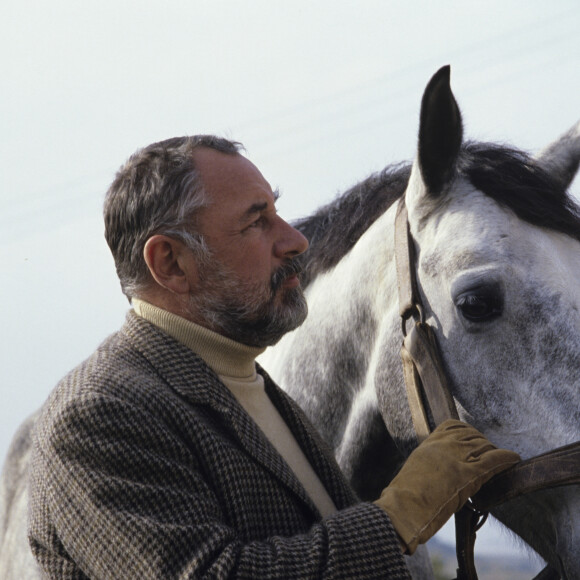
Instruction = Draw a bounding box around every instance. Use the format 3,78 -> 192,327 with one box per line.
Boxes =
260,65 -> 580,579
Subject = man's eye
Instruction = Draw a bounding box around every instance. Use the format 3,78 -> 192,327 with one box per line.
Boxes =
247,217 -> 265,230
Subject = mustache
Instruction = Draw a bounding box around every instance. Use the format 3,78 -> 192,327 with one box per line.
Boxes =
271,260 -> 303,292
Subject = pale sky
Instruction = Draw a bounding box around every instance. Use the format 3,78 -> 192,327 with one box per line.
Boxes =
1,0 -> 578,563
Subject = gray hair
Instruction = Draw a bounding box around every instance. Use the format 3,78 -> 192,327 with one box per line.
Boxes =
104,135 -> 242,300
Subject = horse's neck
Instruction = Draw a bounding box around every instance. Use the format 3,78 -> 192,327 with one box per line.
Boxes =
304,203 -> 400,323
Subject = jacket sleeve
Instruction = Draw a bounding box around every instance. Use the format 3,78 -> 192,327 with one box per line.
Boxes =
29,391 -> 410,580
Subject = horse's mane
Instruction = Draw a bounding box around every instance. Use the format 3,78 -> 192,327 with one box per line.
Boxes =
293,163 -> 411,287
461,142 -> 580,243
295,142 -> 580,288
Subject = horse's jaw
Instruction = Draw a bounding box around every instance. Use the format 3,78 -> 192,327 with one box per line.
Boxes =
491,486 -> 580,579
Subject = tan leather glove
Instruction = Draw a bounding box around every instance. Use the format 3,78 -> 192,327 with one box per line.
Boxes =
375,419 -> 520,554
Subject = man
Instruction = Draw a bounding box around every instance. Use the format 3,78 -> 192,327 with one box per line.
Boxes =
28,135 -> 519,578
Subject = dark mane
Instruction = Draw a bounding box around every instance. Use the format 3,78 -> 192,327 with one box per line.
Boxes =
295,142 -> 580,288
461,142 -> 580,243
293,163 -> 411,287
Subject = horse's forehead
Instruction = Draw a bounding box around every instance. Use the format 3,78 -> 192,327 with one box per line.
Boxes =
415,191 -> 517,272
414,189 -> 580,298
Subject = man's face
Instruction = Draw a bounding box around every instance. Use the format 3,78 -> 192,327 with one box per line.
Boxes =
185,148 -> 309,347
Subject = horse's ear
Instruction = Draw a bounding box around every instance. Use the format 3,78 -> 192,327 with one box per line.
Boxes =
417,65 -> 463,195
534,120 -> 580,192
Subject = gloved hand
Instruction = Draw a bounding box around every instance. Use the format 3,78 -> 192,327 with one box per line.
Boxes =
374,419 -> 520,554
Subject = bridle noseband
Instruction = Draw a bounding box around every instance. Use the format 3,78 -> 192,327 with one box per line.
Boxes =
394,198 -> 580,580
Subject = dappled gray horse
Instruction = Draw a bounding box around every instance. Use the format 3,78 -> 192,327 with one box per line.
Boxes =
262,66 -> 580,579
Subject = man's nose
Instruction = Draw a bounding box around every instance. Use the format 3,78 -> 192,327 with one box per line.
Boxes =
274,217 -> 309,258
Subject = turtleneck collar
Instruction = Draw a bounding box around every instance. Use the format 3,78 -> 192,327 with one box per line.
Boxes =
132,298 -> 265,379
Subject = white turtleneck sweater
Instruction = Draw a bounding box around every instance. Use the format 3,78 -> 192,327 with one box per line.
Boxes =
132,298 -> 337,518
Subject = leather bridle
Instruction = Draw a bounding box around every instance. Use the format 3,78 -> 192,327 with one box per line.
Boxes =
394,198 -> 580,580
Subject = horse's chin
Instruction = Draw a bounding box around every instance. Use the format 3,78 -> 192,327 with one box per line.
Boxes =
491,486 -> 579,579
552,489 -> 580,580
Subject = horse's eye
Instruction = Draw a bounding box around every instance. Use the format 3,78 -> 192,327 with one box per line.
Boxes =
455,287 -> 503,322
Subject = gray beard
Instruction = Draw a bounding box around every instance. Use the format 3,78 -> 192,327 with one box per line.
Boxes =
186,259 -> 308,347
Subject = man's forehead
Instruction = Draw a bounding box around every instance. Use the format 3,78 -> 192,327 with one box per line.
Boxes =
193,147 -> 271,191
192,147 -> 277,217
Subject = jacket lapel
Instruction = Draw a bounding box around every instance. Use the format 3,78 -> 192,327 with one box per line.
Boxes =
122,312 -> 327,516
260,365 -> 359,511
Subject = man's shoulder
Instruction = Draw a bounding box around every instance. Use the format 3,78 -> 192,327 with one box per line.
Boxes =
37,312 -> 225,428
51,316 -> 153,400
30,314 -> 219,464
36,315 -> 177,425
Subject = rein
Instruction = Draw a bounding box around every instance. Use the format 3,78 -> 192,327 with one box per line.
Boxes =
393,198 -> 580,580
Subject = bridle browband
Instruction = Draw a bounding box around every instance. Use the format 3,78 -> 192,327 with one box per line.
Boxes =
394,198 -> 580,580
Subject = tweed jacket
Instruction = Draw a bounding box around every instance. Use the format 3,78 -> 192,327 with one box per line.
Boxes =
28,312 -> 410,579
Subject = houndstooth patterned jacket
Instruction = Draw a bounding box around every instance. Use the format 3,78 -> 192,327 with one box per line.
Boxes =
28,312 -> 410,579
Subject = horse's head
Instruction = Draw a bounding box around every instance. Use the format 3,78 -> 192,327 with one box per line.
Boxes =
404,65 -> 580,575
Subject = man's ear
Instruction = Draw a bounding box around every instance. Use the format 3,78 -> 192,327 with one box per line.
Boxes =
143,235 -> 198,295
